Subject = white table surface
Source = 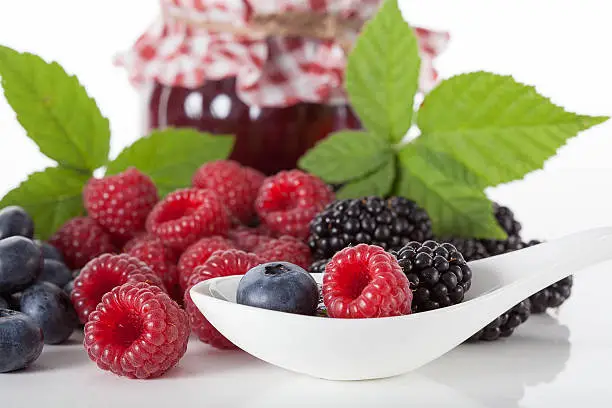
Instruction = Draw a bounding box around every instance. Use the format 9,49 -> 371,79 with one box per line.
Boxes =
3,260 -> 611,408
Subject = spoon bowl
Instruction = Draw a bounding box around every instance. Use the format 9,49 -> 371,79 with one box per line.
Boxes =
190,227 -> 612,381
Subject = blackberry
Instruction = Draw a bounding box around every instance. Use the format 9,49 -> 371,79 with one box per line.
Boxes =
393,240 -> 472,313
524,240 -> 573,314
309,259 -> 328,274
480,203 -> 524,256
308,197 -> 433,261
468,299 -> 531,341
442,237 -> 489,262
315,284 -> 327,317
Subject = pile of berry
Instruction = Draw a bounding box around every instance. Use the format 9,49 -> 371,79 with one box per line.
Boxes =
306,198 -> 573,341
1,160 -> 574,377
0,206 -> 78,372
1,161 -> 335,376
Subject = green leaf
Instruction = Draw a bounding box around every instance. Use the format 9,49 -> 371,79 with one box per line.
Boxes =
346,0 -> 421,143
0,167 -> 88,240
397,145 -> 506,239
106,128 -> 234,196
417,71 -> 609,186
298,131 -> 393,183
337,159 -> 396,199
0,45 -> 110,171
410,143 -> 488,189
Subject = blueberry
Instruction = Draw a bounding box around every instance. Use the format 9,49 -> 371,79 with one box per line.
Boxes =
34,240 -> 64,263
236,262 -> 319,316
0,236 -> 43,295
20,282 -> 78,345
0,309 -> 44,372
38,259 -> 72,288
0,206 -> 34,240
0,297 -> 7,309
7,293 -> 21,311
63,280 -> 74,296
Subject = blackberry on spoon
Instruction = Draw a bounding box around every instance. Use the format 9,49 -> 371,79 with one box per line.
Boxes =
393,240 -> 472,313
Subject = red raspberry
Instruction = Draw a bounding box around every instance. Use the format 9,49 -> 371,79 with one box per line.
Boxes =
255,170 -> 334,240
228,225 -> 274,252
50,217 -> 116,269
184,250 -> 263,349
192,160 -> 258,224
323,244 -> 412,318
84,168 -> 158,242
84,282 -> 189,379
122,232 -> 157,253
177,236 -> 236,291
146,188 -> 231,251
124,235 -> 181,302
72,254 -> 166,323
243,166 -> 265,198
254,236 -> 312,269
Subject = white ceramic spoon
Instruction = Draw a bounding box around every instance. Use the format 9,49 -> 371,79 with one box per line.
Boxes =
190,227 -> 612,381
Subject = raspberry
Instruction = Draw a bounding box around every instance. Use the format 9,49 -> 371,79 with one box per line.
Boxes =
84,282 -> 189,379
393,241 -> 473,313
146,188 -> 231,251
308,197 -> 433,261
323,244 -> 412,318
71,254 -> 165,323
177,236 -> 236,291
228,225 -> 274,252
83,168 -> 158,242
244,166 -> 265,198
253,236 -> 312,269
255,170 -> 334,240
192,160 -> 258,224
124,235 -> 181,302
184,250 -> 263,349
50,217 -> 116,269
122,232 -> 157,253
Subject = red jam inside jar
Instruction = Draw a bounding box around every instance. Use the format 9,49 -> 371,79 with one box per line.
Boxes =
147,77 -> 361,175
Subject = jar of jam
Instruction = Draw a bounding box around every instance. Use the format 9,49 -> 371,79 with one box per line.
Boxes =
117,0 -> 448,175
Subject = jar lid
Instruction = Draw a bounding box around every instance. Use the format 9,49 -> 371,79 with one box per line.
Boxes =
115,0 -> 449,108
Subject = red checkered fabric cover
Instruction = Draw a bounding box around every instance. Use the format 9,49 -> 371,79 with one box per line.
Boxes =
116,0 -> 449,107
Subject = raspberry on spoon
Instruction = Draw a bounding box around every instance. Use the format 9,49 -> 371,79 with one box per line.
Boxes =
323,244 -> 412,318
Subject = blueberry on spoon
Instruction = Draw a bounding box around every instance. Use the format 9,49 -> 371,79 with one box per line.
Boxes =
237,262 -> 319,316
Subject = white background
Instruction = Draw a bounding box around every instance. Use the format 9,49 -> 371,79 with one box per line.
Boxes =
0,0 -> 611,241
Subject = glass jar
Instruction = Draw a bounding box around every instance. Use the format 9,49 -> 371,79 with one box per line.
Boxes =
148,78 -> 361,175
119,1 -> 448,175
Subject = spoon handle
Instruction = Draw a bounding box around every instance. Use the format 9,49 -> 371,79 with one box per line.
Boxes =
468,227 -> 612,313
